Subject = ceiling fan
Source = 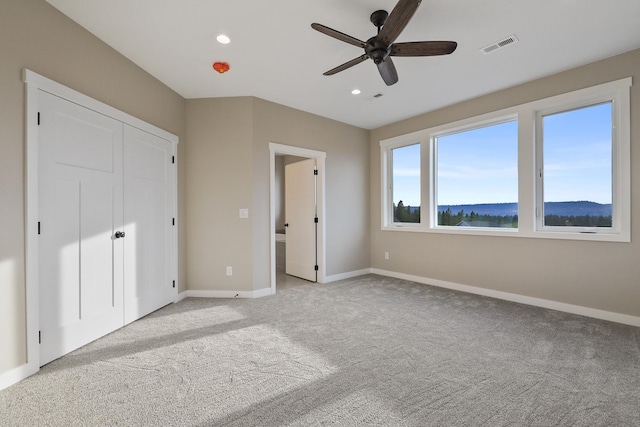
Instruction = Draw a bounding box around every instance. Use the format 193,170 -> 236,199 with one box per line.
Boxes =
311,0 -> 457,86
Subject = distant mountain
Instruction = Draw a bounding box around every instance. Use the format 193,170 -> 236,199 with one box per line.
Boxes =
437,203 -> 517,216
437,201 -> 611,217
543,201 -> 612,216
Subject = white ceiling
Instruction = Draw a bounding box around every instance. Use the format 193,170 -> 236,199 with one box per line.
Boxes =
46,0 -> 640,130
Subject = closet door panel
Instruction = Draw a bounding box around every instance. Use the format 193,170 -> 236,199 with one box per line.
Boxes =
38,91 -> 124,365
124,125 -> 175,324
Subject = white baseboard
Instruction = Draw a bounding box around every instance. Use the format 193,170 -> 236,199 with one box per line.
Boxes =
175,291 -> 188,303
253,287 -> 274,298
0,362 -> 39,392
371,268 -> 640,327
172,270 -> 640,326
323,268 -> 373,283
177,288 -> 274,300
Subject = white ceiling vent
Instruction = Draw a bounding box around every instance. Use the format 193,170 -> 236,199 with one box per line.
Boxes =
481,35 -> 519,54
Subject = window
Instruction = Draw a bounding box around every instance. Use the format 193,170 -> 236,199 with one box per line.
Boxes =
539,103 -> 613,229
392,144 -> 420,223
380,77 -> 631,242
435,119 -> 518,228
381,137 -> 424,226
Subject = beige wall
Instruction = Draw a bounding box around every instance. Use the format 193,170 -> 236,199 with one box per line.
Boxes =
274,155 -> 308,233
185,98 -> 255,291
370,48 -> 640,318
0,0 -> 186,375
274,156 -> 286,233
185,97 -> 370,293
252,98 -> 370,282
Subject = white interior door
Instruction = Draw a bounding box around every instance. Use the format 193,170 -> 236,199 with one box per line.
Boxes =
38,91 -> 124,365
123,125 -> 175,323
285,159 -> 317,282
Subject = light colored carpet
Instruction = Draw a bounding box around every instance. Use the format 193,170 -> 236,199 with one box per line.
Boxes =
1,274 -> 639,426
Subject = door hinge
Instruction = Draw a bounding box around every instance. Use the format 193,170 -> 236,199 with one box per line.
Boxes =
172,280 -> 176,288
172,156 -> 175,164
38,222 -> 41,235
314,217 -> 318,223
172,218 -> 175,226
313,169 -> 318,176
314,265 -> 319,271
39,331 -> 41,344
37,112 -> 41,125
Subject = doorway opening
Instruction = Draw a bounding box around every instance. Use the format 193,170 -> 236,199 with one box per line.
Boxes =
269,143 -> 326,294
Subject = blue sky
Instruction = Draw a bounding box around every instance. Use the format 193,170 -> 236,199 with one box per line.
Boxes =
392,102 -> 612,206
542,102 -> 612,204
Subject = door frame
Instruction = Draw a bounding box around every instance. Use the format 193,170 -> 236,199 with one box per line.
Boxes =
269,143 -> 326,294
21,69 -> 178,380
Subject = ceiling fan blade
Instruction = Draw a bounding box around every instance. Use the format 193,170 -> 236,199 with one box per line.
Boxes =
323,54 -> 369,76
377,57 -> 399,86
311,23 -> 367,48
390,41 -> 457,57
378,0 -> 422,46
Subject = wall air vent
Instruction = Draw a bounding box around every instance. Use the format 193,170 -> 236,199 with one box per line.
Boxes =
481,34 -> 519,55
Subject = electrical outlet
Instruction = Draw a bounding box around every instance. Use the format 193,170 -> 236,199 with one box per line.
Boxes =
384,252 -> 389,260
239,209 -> 249,218
226,266 -> 233,276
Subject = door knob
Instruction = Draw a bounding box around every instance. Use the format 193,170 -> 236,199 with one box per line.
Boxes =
284,223 -> 289,227
114,231 -> 125,239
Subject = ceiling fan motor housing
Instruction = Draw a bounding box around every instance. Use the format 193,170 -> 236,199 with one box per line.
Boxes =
366,37 -> 390,64
311,0 -> 457,86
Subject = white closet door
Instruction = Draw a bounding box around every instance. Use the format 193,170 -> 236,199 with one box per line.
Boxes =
285,159 -> 317,282
123,125 -> 175,324
38,91 -> 125,365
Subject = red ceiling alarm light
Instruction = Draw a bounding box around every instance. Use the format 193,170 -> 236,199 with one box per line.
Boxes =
212,62 -> 230,74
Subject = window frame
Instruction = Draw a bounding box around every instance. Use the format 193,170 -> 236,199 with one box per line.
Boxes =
431,114 -> 519,231
379,77 -> 631,242
534,93 -> 628,240
380,134 -> 425,228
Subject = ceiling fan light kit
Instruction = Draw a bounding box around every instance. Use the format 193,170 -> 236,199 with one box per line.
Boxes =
312,0 -> 457,86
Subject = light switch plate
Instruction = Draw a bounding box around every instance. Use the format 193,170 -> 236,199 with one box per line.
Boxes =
239,208 -> 249,218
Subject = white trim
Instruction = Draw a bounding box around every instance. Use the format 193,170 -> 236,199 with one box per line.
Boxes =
22,73 -> 41,388
534,83 -> 631,240
269,143 -> 327,160
371,268 -> 640,327
15,69 -> 179,390
0,363 -> 39,392
324,269 -> 372,283
252,287 -> 274,298
269,143 -> 327,294
22,70 -> 178,144
181,288 -> 272,299
171,140 -> 179,302
175,291 -> 189,303
379,77 -> 632,243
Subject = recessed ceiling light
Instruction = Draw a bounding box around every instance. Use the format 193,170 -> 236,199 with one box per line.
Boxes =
351,89 -> 361,95
216,34 -> 231,45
